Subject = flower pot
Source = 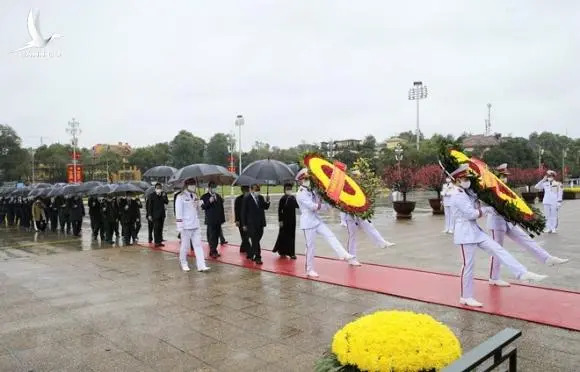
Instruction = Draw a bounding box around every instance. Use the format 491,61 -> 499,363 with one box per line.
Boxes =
521,191 -> 537,204
563,191 -> 579,200
428,198 -> 444,215
393,201 -> 416,219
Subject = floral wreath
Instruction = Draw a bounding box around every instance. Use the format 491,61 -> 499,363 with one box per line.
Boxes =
301,152 -> 373,219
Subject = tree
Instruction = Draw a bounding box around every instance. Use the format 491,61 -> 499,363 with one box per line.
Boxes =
169,130 -> 206,168
334,150 -> 358,168
205,133 -> 230,166
415,164 -> 446,198
128,143 -> 171,172
0,125 -> 30,182
382,166 -> 418,202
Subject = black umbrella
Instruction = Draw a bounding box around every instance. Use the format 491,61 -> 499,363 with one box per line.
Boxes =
287,163 -> 300,175
169,164 -> 236,187
129,181 -> 151,191
110,183 -> 144,196
32,183 -> 52,189
233,174 -> 278,186
239,159 -> 295,194
88,184 -> 118,196
47,185 -> 65,198
77,181 -> 104,194
143,166 -> 178,178
144,184 -> 173,198
58,184 -> 81,197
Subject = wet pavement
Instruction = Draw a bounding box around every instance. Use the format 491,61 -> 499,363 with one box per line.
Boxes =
1,194 -> 579,371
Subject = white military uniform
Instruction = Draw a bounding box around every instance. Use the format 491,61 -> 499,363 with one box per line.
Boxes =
451,188 -> 528,300
340,212 -> 392,259
175,191 -> 208,271
486,213 -> 551,281
296,186 -> 351,274
535,179 -> 563,232
441,182 -> 456,233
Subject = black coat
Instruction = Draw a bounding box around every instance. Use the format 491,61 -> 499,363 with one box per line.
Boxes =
234,194 -> 246,223
201,192 -> 225,225
147,192 -> 168,219
241,194 -> 270,232
118,198 -> 140,222
69,197 -> 85,221
88,197 -> 101,218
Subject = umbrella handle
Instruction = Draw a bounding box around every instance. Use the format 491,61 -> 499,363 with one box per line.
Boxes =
267,184 -> 269,196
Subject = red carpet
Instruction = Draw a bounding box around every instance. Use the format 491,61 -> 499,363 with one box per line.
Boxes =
142,241 -> 580,331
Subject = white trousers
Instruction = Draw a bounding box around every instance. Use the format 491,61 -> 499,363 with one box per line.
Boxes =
346,219 -> 387,257
303,223 -> 349,272
544,204 -> 558,231
459,237 -> 527,299
444,206 -> 454,232
180,228 -> 207,270
489,226 -> 551,280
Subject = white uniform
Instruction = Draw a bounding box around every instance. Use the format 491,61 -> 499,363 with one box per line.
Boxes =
175,191 -> 208,271
535,179 -> 563,232
450,188 -> 528,299
296,186 -> 350,273
441,182 -> 456,233
340,212 -> 389,258
486,213 -> 551,280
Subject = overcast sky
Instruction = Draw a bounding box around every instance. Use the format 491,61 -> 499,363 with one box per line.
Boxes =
1,1 -> 579,150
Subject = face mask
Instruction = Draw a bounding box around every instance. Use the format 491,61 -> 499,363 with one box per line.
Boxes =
155,189 -> 162,195
500,177 -> 507,183
98,197 -> 104,202
252,190 -> 260,196
209,188 -> 216,193
547,177 -> 554,182
460,180 -> 471,189
187,186 -> 196,192
302,180 -> 310,188
445,179 -> 451,184
285,190 -> 292,195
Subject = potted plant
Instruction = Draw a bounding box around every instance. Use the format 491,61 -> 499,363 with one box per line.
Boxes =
383,166 -> 417,219
416,164 -> 446,215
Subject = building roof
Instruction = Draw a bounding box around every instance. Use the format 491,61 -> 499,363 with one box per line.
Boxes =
462,135 -> 500,148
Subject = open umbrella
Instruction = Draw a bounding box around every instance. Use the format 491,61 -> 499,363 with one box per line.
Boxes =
143,166 -> 178,178
47,185 -> 65,198
144,184 -> 173,198
129,181 -> 151,191
239,159 -> 295,194
287,163 -> 300,175
110,183 -> 144,196
88,184 -> 118,196
169,164 -> 236,187
58,184 -> 81,197
32,183 -> 52,189
77,181 -> 104,194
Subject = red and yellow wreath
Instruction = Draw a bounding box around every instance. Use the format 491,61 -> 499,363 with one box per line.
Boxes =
302,152 -> 372,219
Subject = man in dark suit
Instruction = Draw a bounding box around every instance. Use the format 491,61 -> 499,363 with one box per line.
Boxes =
234,186 -> 251,255
241,184 -> 270,264
147,183 -> 169,247
201,181 -> 225,258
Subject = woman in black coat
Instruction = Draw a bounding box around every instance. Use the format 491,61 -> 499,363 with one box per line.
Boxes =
272,183 -> 299,259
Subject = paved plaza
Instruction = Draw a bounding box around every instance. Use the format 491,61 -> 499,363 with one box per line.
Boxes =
1,194 -> 579,371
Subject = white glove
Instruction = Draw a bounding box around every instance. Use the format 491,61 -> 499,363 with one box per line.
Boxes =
176,222 -> 183,233
482,207 -> 495,215
340,221 -> 347,227
557,202 -> 562,209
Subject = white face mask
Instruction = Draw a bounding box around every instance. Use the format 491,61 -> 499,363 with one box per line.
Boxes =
209,188 -> 216,193
187,185 -> 196,192
285,190 -> 292,195
445,179 -> 451,184
302,180 -> 310,188
460,180 -> 471,189
155,189 -> 162,195
500,177 -> 507,183
547,177 -> 554,182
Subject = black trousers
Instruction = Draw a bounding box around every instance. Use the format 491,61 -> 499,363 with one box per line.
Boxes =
153,218 -> 164,244
147,219 -> 153,242
135,219 -> 141,239
122,221 -> 136,244
248,226 -> 264,260
113,220 -> 120,237
218,225 -> 226,244
91,219 -> 105,240
238,226 -> 250,253
71,220 -> 82,236
50,211 -> 58,232
34,220 -> 47,232
206,224 -> 220,254
59,213 -> 71,232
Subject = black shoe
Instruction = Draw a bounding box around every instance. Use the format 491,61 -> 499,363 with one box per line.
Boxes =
290,255 -> 297,260
220,241 -> 228,245
148,240 -> 153,244
279,254 -> 287,258
255,259 -> 263,265
154,243 -> 163,248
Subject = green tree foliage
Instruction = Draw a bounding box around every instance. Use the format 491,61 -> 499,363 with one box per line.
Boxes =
0,125 -> 29,181
169,130 -> 206,168
205,133 -> 230,166
128,143 -> 170,172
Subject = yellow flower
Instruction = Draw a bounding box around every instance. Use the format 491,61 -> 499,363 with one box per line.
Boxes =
331,311 -> 462,372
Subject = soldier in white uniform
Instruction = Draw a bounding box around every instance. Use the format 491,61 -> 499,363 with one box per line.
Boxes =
295,168 -> 354,278
535,170 -> 563,233
441,177 -> 456,233
175,178 -> 210,273
340,212 -> 395,266
449,164 -> 547,307
487,165 -> 568,286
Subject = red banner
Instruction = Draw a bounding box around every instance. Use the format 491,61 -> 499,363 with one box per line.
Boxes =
67,164 -> 83,183
227,166 -> 237,173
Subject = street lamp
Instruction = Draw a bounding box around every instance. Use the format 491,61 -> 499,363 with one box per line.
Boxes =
227,132 -> 236,196
235,115 -> 244,174
408,81 -> 428,151
562,148 -> 568,182
538,146 -> 545,169
394,144 -> 404,201
29,149 -> 36,184
66,118 -> 81,183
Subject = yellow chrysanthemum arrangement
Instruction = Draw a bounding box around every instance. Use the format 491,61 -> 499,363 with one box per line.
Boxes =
564,187 -> 580,192
315,311 -> 462,372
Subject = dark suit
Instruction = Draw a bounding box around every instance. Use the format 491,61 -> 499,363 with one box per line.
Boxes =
147,192 -> 168,244
234,193 -> 250,254
241,193 -> 270,260
69,197 -> 85,236
201,192 -> 225,255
